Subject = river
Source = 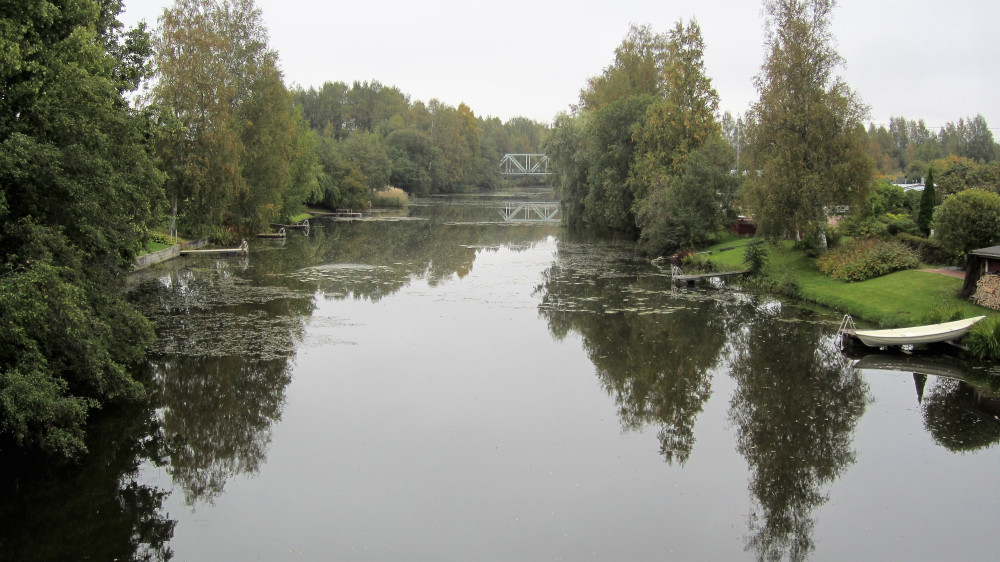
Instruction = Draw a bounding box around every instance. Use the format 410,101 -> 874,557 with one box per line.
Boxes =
2,191 -> 999,561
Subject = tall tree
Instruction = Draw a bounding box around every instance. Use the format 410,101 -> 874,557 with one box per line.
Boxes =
579,24 -> 670,111
740,0 -> 874,249
153,0 -> 243,232
0,0 -> 164,456
152,0 -> 312,237
918,167 -> 936,236
633,19 -> 720,185
633,19 -> 734,254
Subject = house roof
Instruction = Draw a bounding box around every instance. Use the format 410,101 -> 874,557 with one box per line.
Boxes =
970,245 -> 1000,258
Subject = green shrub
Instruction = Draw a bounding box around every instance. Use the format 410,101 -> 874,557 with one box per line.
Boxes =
816,238 -> 920,282
776,271 -> 801,298
149,233 -> 174,246
896,232 -> 952,264
681,253 -> 715,273
965,316 -> 1000,360
742,238 -> 768,276
918,305 -> 966,324
885,213 -> 919,236
932,188 -> 1000,257
371,186 -> 409,208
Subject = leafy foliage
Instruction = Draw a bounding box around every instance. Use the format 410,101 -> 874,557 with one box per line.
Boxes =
965,316 -> 1000,360
636,137 -> 737,254
815,238 -> 919,282
740,0 -> 875,247
550,19 -> 735,251
0,0 -> 163,456
931,188 -> 1000,257
742,238 -> 769,276
152,0 -> 316,238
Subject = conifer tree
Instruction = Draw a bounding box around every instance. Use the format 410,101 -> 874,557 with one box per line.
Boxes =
918,167 -> 936,236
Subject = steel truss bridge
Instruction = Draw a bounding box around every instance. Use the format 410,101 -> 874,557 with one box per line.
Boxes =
499,153 -> 551,176
499,201 -> 561,223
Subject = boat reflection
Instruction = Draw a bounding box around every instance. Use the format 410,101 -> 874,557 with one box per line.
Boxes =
851,352 -> 1000,452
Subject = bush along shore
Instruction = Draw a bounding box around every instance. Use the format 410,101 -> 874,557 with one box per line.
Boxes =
695,237 -> 1000,359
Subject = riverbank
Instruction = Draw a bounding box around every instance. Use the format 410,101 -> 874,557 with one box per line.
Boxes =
134,238 -> 209,271
701,238 -> 994,327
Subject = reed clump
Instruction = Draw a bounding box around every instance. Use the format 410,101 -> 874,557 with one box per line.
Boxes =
965,316 -> 1000,360
372,186 -> 409,208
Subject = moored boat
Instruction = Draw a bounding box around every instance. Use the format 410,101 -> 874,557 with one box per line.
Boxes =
840,315 -> 986,348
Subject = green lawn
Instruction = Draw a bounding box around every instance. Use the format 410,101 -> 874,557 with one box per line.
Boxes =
702,238 -> 994,327
144,241 -> 172,254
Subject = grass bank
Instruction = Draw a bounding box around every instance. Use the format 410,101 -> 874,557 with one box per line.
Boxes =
701,238 -> 994,328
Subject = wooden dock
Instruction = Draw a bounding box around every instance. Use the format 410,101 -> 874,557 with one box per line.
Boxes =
257,227 -> 286,239
271,219 -> 309,231
314,210 -> 362,219
180,239 -> 249,257
672,269 -> 749,287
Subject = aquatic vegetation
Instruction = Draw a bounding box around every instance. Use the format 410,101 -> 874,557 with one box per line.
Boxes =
371,186 -> 409,208
965,316 -> 1000,360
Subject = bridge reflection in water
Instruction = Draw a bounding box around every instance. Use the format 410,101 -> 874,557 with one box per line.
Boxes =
499,201 -> 561,223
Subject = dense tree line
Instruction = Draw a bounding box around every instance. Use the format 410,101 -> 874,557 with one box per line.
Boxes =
0,0 -> 546,458
292,82 -> 548,206
866,115 -> 999,181
151,0 -> 548,239
548,0 -> 873,254
547,21 -> 736,255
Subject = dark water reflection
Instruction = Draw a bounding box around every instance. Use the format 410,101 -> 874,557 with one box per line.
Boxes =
538,240 -> 733,466
2,194 -> 1000,560
727,309 -> 868,561
535,238 -> 870,560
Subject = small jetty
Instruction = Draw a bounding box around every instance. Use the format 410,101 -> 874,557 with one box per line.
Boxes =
271,219 -> 310,232
257,227 -> 286,239
314,209 -> 362,219
180,239 -> 249,257
670,266 -> 750,287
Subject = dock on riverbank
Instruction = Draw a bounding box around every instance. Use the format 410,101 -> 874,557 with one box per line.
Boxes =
312,209 -> 362,219
672,268 -> 750,287
180,239 -> 249,257
134,238 -> 209,271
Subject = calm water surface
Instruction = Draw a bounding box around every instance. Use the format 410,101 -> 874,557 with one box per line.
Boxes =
2,193 -> 1000,561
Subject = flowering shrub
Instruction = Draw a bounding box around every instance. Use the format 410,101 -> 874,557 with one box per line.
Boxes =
816,238 -> 919,282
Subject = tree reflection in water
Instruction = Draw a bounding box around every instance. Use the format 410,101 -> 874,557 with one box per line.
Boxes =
279,213 -> 557,303
537,240 -> 730,465
727,300 -> 869,561
133,261 -> 312,506
0,398 -> 175,561
921,377 -> 1000,452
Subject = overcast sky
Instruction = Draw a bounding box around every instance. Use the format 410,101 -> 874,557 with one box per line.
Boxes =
120,0 -> 999,132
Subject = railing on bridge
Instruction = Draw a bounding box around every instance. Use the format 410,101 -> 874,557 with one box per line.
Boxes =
499,154 -> 551,176
500,202 -> 561,223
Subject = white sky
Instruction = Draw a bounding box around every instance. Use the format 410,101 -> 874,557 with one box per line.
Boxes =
120,0 -> 999,131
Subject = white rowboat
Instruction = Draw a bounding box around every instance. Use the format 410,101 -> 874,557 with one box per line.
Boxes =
847,315 -> 986,347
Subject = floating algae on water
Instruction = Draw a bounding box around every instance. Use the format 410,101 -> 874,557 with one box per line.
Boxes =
130,265 -> 314,360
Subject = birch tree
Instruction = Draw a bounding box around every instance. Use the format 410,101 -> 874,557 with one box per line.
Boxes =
740,0 -> 874,248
